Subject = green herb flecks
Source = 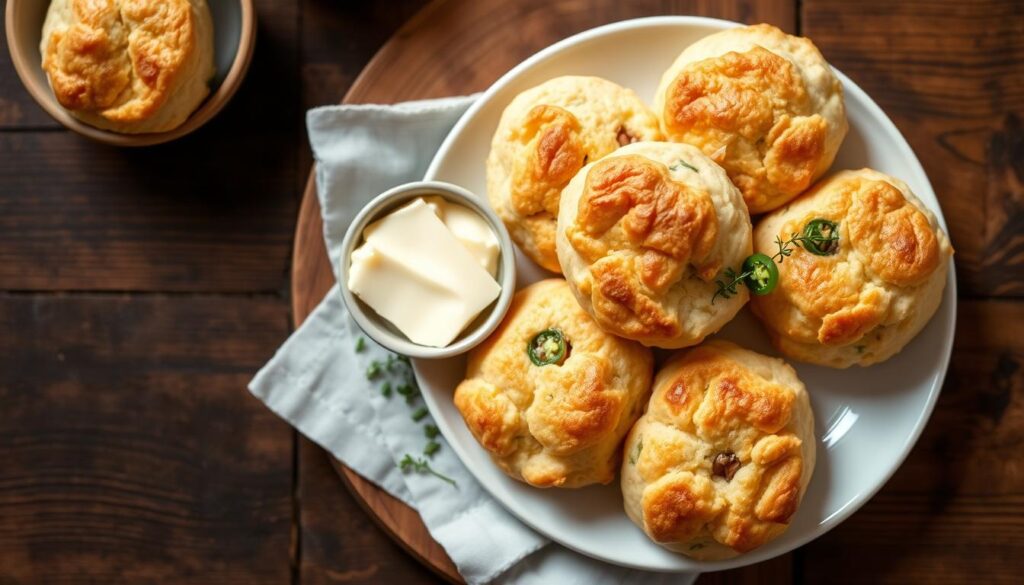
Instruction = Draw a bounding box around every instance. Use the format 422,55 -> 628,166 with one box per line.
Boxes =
628,437 -> 644,465
669,159 -> 699,173
399,454 -> 456,487
425,424 -> 440,440
355,337 -> 366,352
423,441 -> 441,457
396,383 -> 417,404
411,407 -> 428,422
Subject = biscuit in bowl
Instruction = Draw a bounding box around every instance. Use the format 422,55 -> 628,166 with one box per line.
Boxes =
621,340 -> 815,560
750,168 -> 953,368
654,24 -> 847,214
40,0 -> 215,134
556,141 -> 752,349
486,76 -> 663,272
454,279 -> 654,488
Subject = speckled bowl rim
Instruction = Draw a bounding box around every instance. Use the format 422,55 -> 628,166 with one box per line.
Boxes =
338,180 -> 517,359
5,0 -> 256,147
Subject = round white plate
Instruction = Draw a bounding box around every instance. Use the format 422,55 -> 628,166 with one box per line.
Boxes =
418,16 -> 957,573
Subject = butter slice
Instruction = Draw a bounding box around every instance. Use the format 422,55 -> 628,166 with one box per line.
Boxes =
423,196 -> 500,276
349,199 -> 501,348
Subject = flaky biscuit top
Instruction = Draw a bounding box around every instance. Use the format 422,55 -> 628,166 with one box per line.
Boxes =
487,76 -> 663,272
454,279 -> 653,488
557,142 -> 752,349
566,154 -> 720,339
752,169 -> 951,353
656,24 -> 847,214
41,0 -> 211,130
622,341 -> 814,558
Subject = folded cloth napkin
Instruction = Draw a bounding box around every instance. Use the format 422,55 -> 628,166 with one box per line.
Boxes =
249,96 -> 697,585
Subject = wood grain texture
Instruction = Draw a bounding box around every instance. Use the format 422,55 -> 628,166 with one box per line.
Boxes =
0,294 -> 293,583
802,0 -> 1024,297
300,440 -> 444,585
291,1 -> 799,582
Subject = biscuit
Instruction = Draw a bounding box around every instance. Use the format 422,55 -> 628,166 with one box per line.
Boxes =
454,279 -> 654,488
487,76 -> 663,272
621,341 -> 815,560
750,169 -> 953,368
557,141 -> 752,349
40,0 -> 215,133
655,24 -> 847,214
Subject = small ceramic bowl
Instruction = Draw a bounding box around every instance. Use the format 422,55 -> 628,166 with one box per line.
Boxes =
339,181 -> 517,360
5,0 -> 256,146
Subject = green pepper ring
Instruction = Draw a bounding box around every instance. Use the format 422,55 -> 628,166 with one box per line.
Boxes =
528,328 -> 568,366
802,218 -> 840,256
742,253 -> 779,296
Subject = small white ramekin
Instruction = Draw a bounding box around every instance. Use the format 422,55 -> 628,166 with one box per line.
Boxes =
338,181 -> 516,359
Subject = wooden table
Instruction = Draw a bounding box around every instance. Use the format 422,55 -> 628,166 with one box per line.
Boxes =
1,0 -> 1021,583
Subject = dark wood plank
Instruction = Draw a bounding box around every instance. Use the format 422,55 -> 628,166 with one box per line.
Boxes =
299,439 -> 444,585
0,293 -> 294,583
0,0 -> 300,292
698,555 -> 792,584
802,0 -> 1024,297
800,300 -> 1024,583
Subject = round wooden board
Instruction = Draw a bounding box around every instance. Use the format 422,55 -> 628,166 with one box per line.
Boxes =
291,0 -> 794,580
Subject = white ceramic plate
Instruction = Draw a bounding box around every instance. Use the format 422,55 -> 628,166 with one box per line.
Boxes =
417,16 -> 957,573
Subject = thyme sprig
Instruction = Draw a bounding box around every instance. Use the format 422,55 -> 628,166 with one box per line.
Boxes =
362,350 -> 452,487
711,219 -> 840,304
399,454 -> 457,487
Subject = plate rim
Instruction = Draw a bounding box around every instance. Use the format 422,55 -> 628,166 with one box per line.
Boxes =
420,15 -> 958,573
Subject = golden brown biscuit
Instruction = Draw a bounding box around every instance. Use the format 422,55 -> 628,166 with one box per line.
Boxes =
557,141 -> 752,349
654,24 -> 847,214
454,279 -> 654,488
750,169 -> 954,368
621,341 -> 815,560
40,0 -> 215,134
487,76 -> 663,272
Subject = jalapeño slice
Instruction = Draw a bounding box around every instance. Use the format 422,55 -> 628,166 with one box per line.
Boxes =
528,328 -> 568,366
742,253 -> 779,296
802,218 -> 839,256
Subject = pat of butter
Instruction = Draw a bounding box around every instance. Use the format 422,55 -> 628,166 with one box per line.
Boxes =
349,198 -> 501,348
423,196 -> 500,276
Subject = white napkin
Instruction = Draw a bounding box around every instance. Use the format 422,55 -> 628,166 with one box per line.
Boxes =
249,96 -> 696,585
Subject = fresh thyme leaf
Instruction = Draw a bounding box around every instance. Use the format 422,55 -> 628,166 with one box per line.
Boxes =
396,383 -> 417,404
399,454 -> 456,487
669,159 -> 699,173
411,406 -> 428,422
712,219 -> 840,302
381,382 -> 392,398
365,361 -> 383,379
423,440 -> 441,457
424,424 -> 440,439
712,266 -> 750,304
355,337 -> 366,352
